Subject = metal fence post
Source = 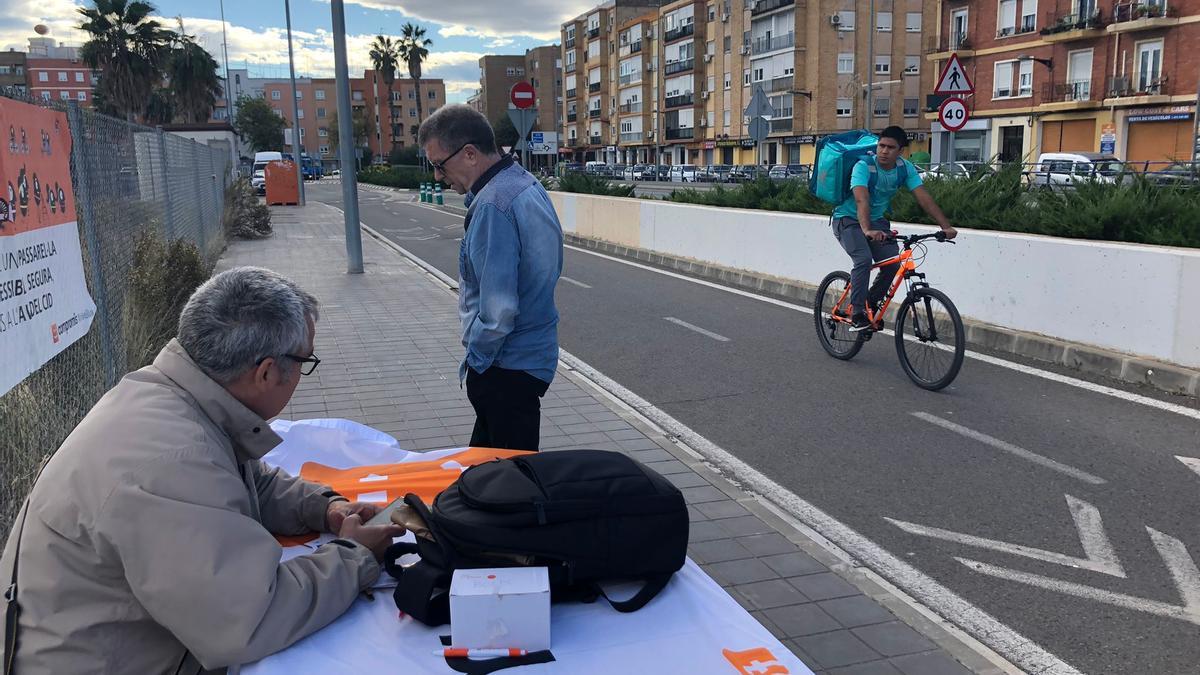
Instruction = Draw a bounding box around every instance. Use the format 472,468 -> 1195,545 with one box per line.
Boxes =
157,127 -> 176,241
68,103 -> 119,389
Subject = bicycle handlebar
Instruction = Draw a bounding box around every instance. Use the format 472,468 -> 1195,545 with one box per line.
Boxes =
886,231 -> 956,246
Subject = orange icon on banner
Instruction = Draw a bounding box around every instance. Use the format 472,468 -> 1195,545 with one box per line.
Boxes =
723,647 -> 790,675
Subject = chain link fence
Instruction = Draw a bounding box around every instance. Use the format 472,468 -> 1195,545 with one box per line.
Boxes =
0,90 -> 230,541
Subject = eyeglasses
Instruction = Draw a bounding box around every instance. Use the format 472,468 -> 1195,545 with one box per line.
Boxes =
258,352 -> 321,376
429,143 -> 468,174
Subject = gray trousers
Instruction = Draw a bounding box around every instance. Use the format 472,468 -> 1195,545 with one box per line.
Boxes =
832,216 -> 900,314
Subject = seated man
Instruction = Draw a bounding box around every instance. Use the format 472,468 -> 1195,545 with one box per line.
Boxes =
0,267 -> 404,673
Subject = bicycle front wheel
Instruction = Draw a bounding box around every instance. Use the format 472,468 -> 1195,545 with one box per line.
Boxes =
814,270 -> 865,360
894,287 -> 965,390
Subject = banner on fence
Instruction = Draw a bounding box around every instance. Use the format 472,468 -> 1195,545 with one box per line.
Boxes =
0,97 -> 96,397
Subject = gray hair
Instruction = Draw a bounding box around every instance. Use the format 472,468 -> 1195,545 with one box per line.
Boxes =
417,104 -> 498,156
177,267 -> 319,384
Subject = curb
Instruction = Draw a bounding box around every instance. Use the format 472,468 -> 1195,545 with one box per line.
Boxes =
563,232 -> 1200,400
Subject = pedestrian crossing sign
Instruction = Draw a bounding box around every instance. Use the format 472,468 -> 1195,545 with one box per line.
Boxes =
934,54 -> 974,95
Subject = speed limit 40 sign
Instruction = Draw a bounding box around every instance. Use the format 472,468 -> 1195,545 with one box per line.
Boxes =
938,97 -> 969,132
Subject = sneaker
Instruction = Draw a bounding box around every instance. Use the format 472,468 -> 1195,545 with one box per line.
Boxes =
849,313 -> 872,332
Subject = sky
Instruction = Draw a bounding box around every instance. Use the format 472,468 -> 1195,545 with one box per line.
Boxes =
0,0 -> 597,102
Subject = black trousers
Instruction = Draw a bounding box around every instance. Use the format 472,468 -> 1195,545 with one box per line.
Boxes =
466,366 -> 551,451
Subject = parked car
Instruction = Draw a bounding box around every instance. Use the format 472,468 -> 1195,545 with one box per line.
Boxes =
707,164 -> 734,183
607,164 -> 628,179
669,164 -> 700,182
1145,162 -> 1200,187
693,167 -> 719,182
624,164 -> 654,180
251,169 -> 266,194
584,161 -> 607,175
1029,152 -> 1130,189
729,165 -> 765,182
919,161 -> 995,180
558,162 -> 585,176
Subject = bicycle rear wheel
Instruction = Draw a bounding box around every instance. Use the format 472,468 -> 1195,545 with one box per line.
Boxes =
894,287 -> 965,390
814,271 -> 865,360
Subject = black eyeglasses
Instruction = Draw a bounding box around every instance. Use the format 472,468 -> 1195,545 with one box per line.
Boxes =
258,352 -> 321,376
429,143 -> 468,174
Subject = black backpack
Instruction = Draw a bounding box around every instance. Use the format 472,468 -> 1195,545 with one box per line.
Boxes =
383,449 -> 689,626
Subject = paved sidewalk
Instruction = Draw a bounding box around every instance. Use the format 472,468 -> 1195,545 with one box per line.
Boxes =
218,202 -> 1005,675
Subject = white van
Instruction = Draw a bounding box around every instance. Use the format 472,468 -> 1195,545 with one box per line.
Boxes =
669,164 -> 699,182
1030,152 -> 1128,189
251,151 -> 284,194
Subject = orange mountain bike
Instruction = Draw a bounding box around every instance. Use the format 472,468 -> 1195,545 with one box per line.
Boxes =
814,231 -> 965,391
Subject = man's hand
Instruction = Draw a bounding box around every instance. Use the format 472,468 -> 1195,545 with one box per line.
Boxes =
863,229 -> 888,242
325,500 -> 382,534
338,514 -> 407,562
941,225 -> 958,240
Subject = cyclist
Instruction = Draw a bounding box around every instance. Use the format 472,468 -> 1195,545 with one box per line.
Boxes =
831,126 -> 957,331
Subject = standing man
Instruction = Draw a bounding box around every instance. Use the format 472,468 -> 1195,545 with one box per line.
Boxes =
830,126 -> 957,331
418,105 -> 563,451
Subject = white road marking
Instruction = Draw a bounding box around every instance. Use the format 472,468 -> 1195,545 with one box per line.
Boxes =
911,412 -> 1106,485
1177,456 -> 1200,480
559,275 -> 592,289
565,243 -> 1200,422
887,495 -> 1125,577
410,218 -> 419,222
959,526 -> 1200,626
664,316 -> 730,342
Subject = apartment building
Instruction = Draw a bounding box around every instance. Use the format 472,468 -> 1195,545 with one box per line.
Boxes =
474,46 -> 562,137
25,38 -> 96,107
924,0 -> 1200,165
477,55 -> 528,125
525,45 -> 564,135
565,0 -> 936,167
253,71 -> 445,168
0,51 -> 27,94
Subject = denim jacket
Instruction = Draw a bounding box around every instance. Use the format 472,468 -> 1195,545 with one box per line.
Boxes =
459,159 -> 563,384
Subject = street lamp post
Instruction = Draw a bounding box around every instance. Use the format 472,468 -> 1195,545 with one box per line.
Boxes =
331,0 -> 364,273
284,0 -> 305,206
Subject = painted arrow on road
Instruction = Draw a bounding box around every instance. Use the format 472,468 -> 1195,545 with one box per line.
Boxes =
886,495 -> 1126,577
1177,455 -> 1200,480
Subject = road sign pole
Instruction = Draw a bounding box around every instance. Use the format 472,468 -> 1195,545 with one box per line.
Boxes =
331,0 -> 363,273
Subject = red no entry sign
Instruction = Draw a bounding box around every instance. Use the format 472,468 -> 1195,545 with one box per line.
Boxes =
510,82 -> 535,109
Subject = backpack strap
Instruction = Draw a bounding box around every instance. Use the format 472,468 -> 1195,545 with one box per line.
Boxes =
390,558 -> 452,626
865,159 -> 879,194
595,573 -> 671,613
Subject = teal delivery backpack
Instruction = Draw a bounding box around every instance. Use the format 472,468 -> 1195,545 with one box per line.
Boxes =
809,130 -> 879,204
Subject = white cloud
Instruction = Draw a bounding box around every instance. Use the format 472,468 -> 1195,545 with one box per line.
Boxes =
0,0 -> 89,53
339,0 -> 590,41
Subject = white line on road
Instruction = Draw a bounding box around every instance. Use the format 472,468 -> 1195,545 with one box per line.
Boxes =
559,275 -> 592,289
911,412 -> 1106,485
409,218 -> 419,222
664,317 -> 730,342
887,495 -> 1125,577
564,244 -> 1200,422
1177,456 -> 1200,480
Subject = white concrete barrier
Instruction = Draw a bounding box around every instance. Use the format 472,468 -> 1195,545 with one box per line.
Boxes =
549,192 -> 1200,369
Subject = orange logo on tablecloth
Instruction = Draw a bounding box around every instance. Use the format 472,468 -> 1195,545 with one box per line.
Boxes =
722,647 -> 790,675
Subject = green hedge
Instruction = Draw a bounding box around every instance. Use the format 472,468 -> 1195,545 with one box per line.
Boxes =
557,171 -> 636,197
357,165 -> 436,189
564,163 -> 1200,248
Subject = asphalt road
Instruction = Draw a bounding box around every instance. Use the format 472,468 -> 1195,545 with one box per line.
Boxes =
308,182 -> 1200,675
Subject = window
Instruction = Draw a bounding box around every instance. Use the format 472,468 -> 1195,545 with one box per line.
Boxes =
315,89 -> 326,100
60,91 -> 69,100
903,98 -> 918,117
998,0 -> 1017,36
724,35 -> 732,52
74,72 -> 83,82
428,90 -> 436,99
753,67 -> 764,81
77,91 -> 86,101
836,98 -> 852,117
1020,0 -> 1037,32
877,12 -> 892,31
724,71 -> 731,89
993,61 -> 1015,97
317,107 -> 326,118
1018,60 -> 1033,95
408,90 -> 415,99
297,109 -> 304,119
723,109 -> 731,127
708,2 -> 715,20
318,145 -> 329,155
707,40 -> 715,56
906,12 -> 922,32
838,53 -> 854,74
318,127 -> 328,137
295,90 -> 302,99
57,72 -> 67,82
707,75 -> 715,92
1135,39 -> 1163,91
353,90 -> 364,100
875,56 -> 890,75
38,72 -> 47,82
40,91 -> 50,101
904,56 -> 920,75
271,90 -> 281,100
410,108 -> 417,117
837,11 -> 855,30
873,97 -> 889,117
743,67 -> 750,86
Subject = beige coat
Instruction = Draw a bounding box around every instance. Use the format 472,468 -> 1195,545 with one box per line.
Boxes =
0,340 -> 379,673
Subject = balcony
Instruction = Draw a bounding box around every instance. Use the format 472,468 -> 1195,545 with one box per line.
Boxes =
619,101 -> 643,114
769,117 -> 793,132
752,0 -> 795,16
566,87 -> 577,98
1109,1 -> 1177,32
925,33 -> 974,60
618,73 -> 642,86
589,134 -> 602,144
630,40 -> 643,54
567,112 -> 578,122
664,58 -> 695,75
620,132 -> 645,143
589,109 -> 601,118
1039,80 -> 1100,111
567,138 -> 579,147
1103,75 -> 1170,104
664,93 -> 694,108
566,62 -> 576,73
589,82 -> 602,93
1039,10 -> 1106,42
565,37 -> 576,49
758,75 -> 794,92
664,23 -> 694,44
665,127 -> 694,140
752,32 -> 795,55
587,26 -> 600,39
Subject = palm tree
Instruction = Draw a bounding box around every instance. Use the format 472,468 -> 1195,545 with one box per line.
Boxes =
77,0 -> 172,122
368,35 -> 400,155
398,23 -> 432,139
167,36 -> 223,124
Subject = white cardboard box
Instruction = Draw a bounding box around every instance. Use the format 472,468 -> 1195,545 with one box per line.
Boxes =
449,567 -> 551,651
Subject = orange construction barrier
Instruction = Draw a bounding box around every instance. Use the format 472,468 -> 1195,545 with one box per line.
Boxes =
265,160 -> 299,205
